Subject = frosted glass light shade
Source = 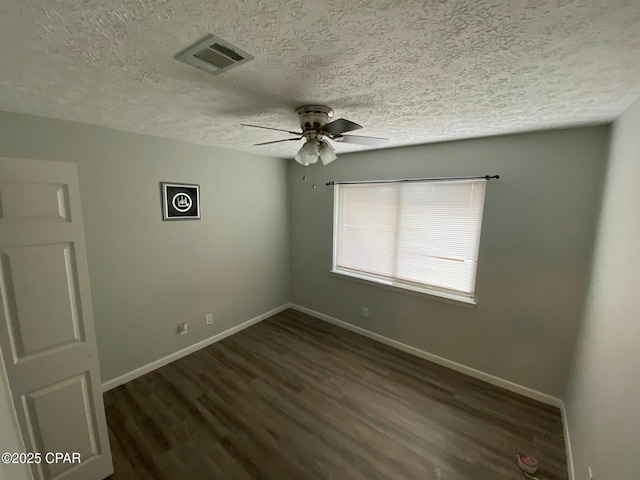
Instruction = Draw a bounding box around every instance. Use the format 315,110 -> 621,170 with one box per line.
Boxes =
295,141 -> 319,165
319,140 -> 337,165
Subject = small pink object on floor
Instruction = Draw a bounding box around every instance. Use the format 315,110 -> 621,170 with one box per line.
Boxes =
517,453 -> 539,474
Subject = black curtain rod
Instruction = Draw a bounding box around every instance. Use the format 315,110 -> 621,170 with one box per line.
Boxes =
326,175 -> 500,186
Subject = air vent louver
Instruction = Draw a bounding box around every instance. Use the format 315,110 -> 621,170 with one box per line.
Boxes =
175,35 -> 254,75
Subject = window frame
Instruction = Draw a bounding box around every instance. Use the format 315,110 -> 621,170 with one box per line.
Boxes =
331,181 -> 485,305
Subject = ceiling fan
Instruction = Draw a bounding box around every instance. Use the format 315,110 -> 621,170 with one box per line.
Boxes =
242,105 -> 389,166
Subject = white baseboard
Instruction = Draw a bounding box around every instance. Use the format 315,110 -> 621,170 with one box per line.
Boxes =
289,303 -> 563,408
101,303 -> 289,392
561,402 -> 576,480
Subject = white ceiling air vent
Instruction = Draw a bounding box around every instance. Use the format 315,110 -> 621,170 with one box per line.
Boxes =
175,34 -> 254,75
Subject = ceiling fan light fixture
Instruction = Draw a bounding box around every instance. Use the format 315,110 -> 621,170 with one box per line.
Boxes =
242,105 -> 390,166
295,141 -> 319,165
318,140 -> 337,165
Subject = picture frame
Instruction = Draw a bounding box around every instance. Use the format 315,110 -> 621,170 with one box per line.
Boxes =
161,182 -> 201,220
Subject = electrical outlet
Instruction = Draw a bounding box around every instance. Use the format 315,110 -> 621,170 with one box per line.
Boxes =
205,314 -> 213,325
589,466 -> 593,479
362,307 -> 369,318
178,322 -> 188,335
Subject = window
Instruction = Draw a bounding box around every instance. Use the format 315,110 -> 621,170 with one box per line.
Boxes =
332,179 -> 487,304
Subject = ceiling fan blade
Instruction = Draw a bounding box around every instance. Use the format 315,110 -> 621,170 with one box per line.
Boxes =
333,135 -> 390,147
320,118 -> 362,136
253,137 -> 302,146
242,123 -> 302,135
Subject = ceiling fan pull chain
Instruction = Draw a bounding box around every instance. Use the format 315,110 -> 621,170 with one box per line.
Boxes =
312,163 -> 317,188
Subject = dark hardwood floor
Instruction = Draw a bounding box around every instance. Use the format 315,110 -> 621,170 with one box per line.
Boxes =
104,309 -> 568,480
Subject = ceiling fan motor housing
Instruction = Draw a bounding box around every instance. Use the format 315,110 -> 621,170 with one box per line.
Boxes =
296,105 -> 334,142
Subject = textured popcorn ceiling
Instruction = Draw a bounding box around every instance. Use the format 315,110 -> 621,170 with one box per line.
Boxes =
1,1 -> 639,159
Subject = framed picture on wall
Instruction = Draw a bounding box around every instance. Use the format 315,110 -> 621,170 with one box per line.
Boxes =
161,182 -> 201,220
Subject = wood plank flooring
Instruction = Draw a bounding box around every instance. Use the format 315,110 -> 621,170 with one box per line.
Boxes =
104,309 -> 568,480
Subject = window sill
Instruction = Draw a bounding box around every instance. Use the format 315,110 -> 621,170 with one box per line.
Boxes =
330,269 -> 476,308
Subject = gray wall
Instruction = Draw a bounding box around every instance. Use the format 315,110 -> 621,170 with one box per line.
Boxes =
0,111 -> 289,383
565,99 -> 640,479
289,126 -> 609,398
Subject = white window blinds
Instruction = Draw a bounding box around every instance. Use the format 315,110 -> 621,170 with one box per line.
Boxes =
333,179 -> 487,302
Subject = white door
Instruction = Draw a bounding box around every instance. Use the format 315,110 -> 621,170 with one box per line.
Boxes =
0,157 -> 113,480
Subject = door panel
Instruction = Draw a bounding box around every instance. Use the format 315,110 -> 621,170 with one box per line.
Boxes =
23,373 -> 99,478
0,183 -> 70,223
1,243 -> 84,359
0,157 -> 113,480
